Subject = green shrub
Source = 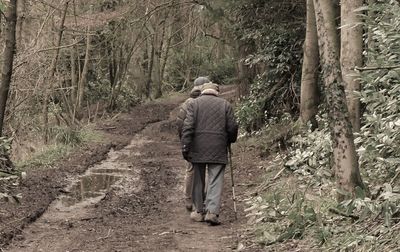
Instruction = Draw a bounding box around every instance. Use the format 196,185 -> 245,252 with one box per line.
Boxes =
236,25 -> 304,132
357,0 -> 400,185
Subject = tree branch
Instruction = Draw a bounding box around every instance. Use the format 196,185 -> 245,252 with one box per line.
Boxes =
329,208 -> 359,220
355,65 -> 400,71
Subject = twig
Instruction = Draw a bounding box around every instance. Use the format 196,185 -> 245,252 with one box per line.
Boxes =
355,65 -> 400,71
329,208 -> 359,220
97,228 -> 112,240
272,167 -> 286,180
87,100 -> 91,124
390,170 -> 400,185
35,40 -> 82,54
80,216 -> 98,221
111,112 -> 121,120
96,126 -> 116,130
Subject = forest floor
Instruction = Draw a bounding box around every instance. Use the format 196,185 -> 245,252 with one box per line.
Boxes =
0,86 -> 269,252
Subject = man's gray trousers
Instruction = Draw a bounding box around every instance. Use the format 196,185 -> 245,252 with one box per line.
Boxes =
192,163 -> 225,215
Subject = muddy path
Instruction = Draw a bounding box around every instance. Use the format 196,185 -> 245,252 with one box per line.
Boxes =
2,86 -> 260,252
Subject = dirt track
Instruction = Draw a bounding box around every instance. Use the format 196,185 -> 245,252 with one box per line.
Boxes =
1,87 -> 265,251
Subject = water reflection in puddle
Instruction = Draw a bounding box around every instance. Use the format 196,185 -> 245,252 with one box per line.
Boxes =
54,135 -> 150,209
59,174 -> 122,207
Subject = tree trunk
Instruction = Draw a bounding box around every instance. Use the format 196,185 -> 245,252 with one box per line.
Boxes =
215,23 -> 224,63
77,26 -> 91,112
161,19 -> 173,81
16,0 -> 26,47
300,0 -> 320,125
237,41 -> 255,97
0,0 -> 18,137
153,25 -> 163,99
341,0 -> 363,132
313,0 -> 366,201
42,0 -> 69,143
70,40 -> 77,106
145,36 -> 155,99
183,9 -> 194,87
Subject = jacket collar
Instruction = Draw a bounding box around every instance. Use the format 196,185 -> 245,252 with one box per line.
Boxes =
201,89 -> 219,96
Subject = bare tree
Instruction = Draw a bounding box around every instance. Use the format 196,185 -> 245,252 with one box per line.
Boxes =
76,19 -> 91,112
0,0 -> 18,137
42,0 -> 69,143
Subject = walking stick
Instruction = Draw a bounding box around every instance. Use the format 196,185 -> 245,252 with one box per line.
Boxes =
228,145 -> 238,220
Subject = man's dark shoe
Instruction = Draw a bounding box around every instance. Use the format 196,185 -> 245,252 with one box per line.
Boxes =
205,212 -> 220,225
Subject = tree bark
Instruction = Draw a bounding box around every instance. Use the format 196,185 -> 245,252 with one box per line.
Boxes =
313,0 -> 366,201
16,0 -> 26,47
341,0 -> 363,132
42,0 -> 69,143
237,41 -> 255,97
0,0 -> 18,137
70,40 -> 78,106
77,25 -> 92,111
161,17 -> 173,81
153,23 -> 163,99
183,8 -> 194,88
300,0 -> 320,125
145,35 -> 155,99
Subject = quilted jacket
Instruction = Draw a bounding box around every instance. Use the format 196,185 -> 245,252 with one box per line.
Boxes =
181,93 -> 238,164
176,89 -> 201,138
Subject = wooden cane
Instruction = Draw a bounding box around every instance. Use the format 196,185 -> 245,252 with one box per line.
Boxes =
228,146 -> 238,220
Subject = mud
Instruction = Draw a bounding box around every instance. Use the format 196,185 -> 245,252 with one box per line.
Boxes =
0,98 -> 181,249
1,86 -> 266,251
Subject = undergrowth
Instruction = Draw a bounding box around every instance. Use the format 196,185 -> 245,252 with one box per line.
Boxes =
16,127 -> 102,170
243,1 -> 400,250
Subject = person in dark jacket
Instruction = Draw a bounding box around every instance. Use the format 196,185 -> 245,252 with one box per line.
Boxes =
176,76 -> 210,211
181,82 -> 238,225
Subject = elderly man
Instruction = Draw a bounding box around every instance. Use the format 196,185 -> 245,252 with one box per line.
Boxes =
176,76 -> 210,211
181,82 -> 238,225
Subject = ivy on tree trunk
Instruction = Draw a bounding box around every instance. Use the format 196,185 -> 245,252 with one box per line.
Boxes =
313,0 -> 366,201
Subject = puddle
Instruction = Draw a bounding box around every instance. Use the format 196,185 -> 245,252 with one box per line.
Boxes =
58,174 -> 122,207
52,135 -> 153,210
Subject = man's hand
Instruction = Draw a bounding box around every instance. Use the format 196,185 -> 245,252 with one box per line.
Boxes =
182,145 -> 190,161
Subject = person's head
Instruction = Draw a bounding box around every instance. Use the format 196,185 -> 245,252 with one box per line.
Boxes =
190,87 -> 201,98
194,76 -> 210,87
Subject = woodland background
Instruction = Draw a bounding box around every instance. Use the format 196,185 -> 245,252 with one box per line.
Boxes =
0,0 -> 400,250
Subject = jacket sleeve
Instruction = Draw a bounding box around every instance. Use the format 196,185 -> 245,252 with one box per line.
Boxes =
181,100 -> 196,149
226,102 -> 239,144
176,107 -> 186,139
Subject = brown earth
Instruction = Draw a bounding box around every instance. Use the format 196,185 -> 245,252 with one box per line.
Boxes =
0,87 -> 266,252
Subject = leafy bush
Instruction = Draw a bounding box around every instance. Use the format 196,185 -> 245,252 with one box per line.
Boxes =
236,25 -> 304,132
201,57 -> 236,85
17,144 -> 72,169
0,137 -> 14,172
284,115 -> 332,181
0,137 -> 12,158
284,0 -> 400,189
49,126 -> 82,146
87,80 -> 141,111
357,0 -> 400,185
165,39 -> 236,90
235,76 -> 270,131
113,84 -> 141,112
